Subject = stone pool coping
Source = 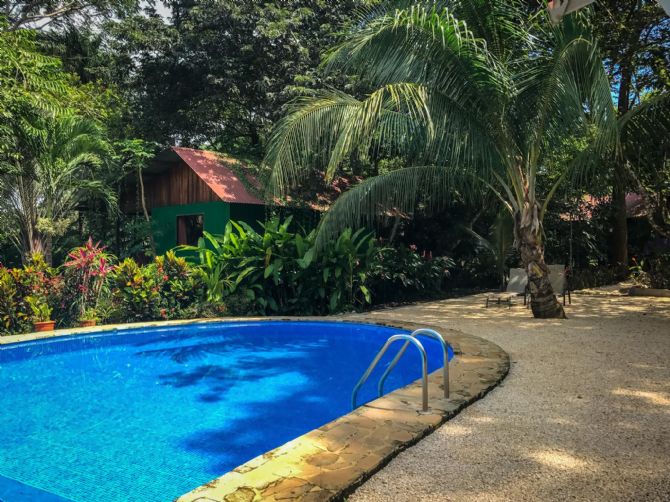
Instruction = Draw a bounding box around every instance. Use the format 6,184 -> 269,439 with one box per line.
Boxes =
0,317 -> 509,502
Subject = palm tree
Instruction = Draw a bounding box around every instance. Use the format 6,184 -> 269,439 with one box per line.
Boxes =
0,114 -> 115,264
264,0 -> 619,318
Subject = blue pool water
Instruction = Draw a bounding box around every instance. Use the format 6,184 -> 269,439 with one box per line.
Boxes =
0,321 -> 451,502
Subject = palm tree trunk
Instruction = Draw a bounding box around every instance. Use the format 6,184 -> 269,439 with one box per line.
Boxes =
516,205 -> 566,319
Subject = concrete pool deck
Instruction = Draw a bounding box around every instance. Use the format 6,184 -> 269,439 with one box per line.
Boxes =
346,288 -> 670,501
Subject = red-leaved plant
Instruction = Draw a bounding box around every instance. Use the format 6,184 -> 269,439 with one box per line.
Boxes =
63,238 -> 114,320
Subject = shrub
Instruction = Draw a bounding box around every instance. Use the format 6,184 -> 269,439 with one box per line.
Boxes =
369,245 -> 454,304
108,258 -> 163,323
25,294 -> 52,322
0,267 -> 24,334
569,265 -> 626,290
648,254 -> 670,289
0,254 -> 61,335
154,251 -> 208,319
108,253 -> 210,323
181,217 -> 378,315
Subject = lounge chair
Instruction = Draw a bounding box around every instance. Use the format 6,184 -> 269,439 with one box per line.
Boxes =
486,268 -> 528,308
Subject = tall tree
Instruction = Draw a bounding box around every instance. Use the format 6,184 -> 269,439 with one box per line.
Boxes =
105,0 -> 363,155
1,0 -> 139,31
592,0 -> 670,267
265,1 -> 619,318
1,26 -> 116,262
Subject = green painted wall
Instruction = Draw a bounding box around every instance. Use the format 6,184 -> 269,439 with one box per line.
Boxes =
152,201 -> 266,254
152,202 -> 230,255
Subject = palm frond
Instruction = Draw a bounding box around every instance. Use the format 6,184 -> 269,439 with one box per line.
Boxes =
265,84 -> 434,195
516,15 -> 617,192
326,1 -> 509,111
315,165 -> 451,248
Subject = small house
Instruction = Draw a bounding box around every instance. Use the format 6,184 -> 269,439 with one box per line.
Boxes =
122,147 -> 265,255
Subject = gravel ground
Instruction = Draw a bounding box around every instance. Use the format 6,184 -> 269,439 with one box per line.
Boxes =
346,289 -> 670,502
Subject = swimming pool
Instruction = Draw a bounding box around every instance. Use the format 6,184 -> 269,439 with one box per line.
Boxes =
0,321 -> 452,502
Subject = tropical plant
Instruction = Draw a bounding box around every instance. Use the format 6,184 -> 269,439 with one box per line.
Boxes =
181,231 -> 232,303
61,237 -> 114,322
108,258 -> 162,322
369,244 -> 453,303
0,254 -> 62,333
154,251 -> 208,319
180,217 -> 378,315
264,0 -> 624,318
79,306 -> 99,321
107,252 -> 209,323
0,114 -> 116,264
25,294 -> 52,322
318,226 -> 378,311
0,266 -> 23,333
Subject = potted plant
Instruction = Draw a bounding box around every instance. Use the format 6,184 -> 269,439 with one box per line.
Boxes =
79,307 -> 98,328
26,295 -> 55,332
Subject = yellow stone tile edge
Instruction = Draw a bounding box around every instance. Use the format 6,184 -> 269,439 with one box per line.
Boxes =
0,317 -> 509,502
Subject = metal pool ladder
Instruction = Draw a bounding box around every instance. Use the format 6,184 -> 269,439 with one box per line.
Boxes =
351,328 -> 451,412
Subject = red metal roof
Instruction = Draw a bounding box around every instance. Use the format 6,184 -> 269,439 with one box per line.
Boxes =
171,147 -> 264,205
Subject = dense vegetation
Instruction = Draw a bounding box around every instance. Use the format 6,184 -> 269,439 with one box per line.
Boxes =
0,218 -> 454,335
0,0 -> 669,326
263,1 -> 670,317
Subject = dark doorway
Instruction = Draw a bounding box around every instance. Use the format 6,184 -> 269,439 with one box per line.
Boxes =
176,214 -> 204,246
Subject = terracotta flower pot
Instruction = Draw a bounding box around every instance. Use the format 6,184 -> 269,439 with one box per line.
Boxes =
79,319 -> 97,328
33,321 -> 56,332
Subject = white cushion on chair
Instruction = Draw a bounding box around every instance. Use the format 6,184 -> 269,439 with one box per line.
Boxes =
506,268 -> 528,294
547,264 -> 566,294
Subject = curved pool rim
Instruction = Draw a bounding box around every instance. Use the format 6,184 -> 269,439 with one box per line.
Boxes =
0,317 -> 509,502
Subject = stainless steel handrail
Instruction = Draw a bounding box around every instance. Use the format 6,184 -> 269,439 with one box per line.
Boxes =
351,334 -> 428,412
378,328 -> 450,399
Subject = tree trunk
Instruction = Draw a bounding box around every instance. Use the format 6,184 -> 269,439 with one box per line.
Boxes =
611,61 -> 632,268
516,204 -> 566,319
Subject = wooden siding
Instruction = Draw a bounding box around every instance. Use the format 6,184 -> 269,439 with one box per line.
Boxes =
122,160 -> 219,213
